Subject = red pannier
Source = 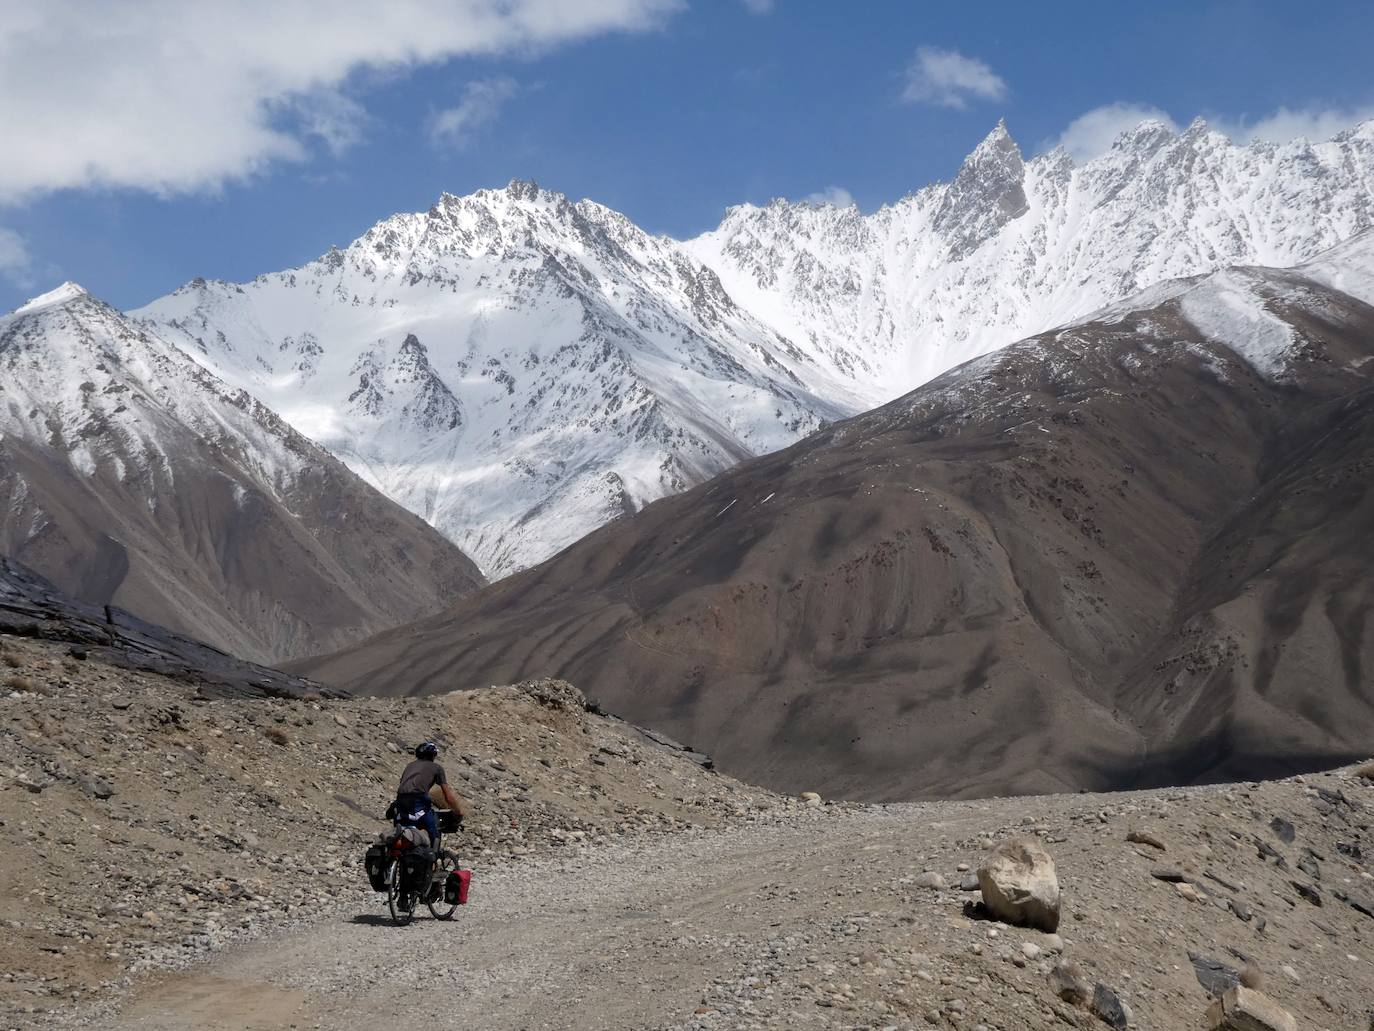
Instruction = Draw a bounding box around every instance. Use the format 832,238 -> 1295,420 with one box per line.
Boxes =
444,868 -> 472,905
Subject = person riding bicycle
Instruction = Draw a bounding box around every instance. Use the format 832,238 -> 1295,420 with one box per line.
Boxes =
392,741 -> 466,846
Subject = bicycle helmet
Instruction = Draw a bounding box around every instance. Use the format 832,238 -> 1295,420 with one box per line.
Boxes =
415,740 -> 439,761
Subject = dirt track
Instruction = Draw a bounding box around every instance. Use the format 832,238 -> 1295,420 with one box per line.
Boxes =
65,769 -> 1374,1031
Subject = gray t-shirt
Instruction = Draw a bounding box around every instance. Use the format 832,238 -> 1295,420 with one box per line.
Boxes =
397,759 -> 446,797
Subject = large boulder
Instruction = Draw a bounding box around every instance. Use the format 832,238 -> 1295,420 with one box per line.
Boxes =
977,838 -> 1061,932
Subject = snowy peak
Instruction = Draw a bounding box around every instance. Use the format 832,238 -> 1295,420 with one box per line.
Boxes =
134,176 -> 856,577
934,118 -> 1029,257
9,281 -> 91,318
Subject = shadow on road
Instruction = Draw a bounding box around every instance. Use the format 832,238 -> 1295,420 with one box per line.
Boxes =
347,913 -> 401,927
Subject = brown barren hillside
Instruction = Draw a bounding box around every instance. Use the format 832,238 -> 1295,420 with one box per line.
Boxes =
301,244 -> 1374,802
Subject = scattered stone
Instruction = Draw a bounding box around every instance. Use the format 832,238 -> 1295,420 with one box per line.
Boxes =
1049,961 -> 1090,1006
959,872 -> 980,891
1290,881 -> 1322,907
977,838 -> 1060,932
1151,866 -> 1189,882
1205,986 -> 1296,1031
1254,839 -> 1287,868
1334,888 -> 1374,920
1091,982 -> 1130,1030
1127,829 -> 1167,850
913,871 -> 945,890
1176,882 -> 1205,903
1191,953 -> 1242,998
78,775 -> 116,800
1206,870 -> 1241,892
800,791 -> 823,808
111,697 -> 132,710
1269,817 -> 1295,844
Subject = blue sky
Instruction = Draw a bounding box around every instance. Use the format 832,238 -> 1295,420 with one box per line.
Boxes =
2,0 -> 1372,314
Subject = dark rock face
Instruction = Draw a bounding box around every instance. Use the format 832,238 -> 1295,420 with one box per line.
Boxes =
301,256 -> 1374,802
0,557 -> 339,700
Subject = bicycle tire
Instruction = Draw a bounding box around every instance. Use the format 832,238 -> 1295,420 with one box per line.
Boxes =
387,858 -> 415,926
427,850 -> 459,921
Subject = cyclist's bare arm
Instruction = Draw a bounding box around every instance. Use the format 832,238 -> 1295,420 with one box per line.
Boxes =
441,782 -> 470,820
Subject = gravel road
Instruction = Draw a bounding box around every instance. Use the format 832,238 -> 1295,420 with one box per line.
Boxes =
104,807 -> 874,1030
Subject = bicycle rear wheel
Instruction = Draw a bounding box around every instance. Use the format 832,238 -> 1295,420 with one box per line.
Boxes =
387,858 -> 415,926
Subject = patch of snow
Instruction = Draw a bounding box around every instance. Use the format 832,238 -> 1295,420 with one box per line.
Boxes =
11,281 -> 88,317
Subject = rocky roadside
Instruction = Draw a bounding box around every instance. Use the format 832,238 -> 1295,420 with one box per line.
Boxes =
0,634 -> 791,1025
658,771 -> 1374,1031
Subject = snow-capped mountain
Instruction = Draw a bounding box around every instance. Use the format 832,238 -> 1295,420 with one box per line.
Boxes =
0,284 -> 482,663
135,118 -> 1374,577
135,183 -> 857,576
301,232 -> 1374,800
688,117 -> 1374,391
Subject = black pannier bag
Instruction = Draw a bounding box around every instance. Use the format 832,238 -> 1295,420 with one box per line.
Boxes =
364,842 -> 388,892
401,847 -> 434,888
437,809 -> 461,834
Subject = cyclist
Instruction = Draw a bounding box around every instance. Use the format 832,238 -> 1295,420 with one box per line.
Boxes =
392,740 -> 466,847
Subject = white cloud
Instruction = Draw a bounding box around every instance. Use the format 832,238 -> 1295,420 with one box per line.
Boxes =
1049,102 -> 1374,163
0,228 -> 32,286
901,47 -> 1006,110
802,186 -> 855,208
0,0 -> 682,204
1050,103 -> 1179,162
741,0 -> 775,13
429,78 -> 520,148
1212,105 -> 1374,145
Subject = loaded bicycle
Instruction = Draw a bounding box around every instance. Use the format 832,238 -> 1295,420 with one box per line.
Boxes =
364,807 -> 470,925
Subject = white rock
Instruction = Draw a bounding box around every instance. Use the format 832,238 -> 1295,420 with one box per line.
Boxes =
977,838 -> 1060,933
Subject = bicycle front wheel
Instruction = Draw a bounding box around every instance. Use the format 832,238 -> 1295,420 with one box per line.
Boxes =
427,851 -> 459,921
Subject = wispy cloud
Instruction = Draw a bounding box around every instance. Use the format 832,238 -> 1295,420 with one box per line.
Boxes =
1212,105 -> 1374,145
1048,101 -> 1374,163
802,186 -> 855,208
741,0 -> 774,13
0,0 -> 683,204
429,78 -> 520,148
0,228 -> 33,287
901,47 -> 1006,110
1049,103 -> 1178,162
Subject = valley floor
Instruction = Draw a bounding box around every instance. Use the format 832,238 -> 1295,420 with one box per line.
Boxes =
58,772 -> 1374,1031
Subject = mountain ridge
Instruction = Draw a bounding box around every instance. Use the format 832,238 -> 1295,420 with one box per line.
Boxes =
131,117 -> 1374,577
295,234 -> 1374,800
0,284 -> 484,663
